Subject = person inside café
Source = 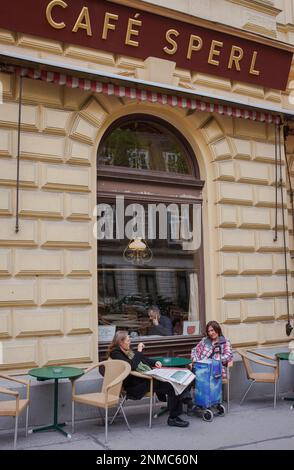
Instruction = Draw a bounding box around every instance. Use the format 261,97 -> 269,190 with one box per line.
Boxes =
147,306 -> 173,336
109,330 -> 190,427
191,320 -> 233,378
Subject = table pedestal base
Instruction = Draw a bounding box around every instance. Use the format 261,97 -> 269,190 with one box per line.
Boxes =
28,366 -> 83,440
31,422 -> 71,438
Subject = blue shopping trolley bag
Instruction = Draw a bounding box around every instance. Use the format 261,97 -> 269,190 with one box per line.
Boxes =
194,358 -> 222,408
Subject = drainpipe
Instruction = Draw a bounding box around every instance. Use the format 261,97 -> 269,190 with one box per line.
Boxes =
15,75 -> 23,233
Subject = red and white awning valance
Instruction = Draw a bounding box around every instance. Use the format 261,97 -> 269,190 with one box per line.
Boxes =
1,64 -> 281,125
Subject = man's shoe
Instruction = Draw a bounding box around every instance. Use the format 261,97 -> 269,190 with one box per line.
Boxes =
167,416 -> 189,428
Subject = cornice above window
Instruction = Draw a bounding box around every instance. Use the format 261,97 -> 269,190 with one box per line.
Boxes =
227,0 -> 281,17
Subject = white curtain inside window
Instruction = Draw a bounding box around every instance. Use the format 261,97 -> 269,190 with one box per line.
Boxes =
188,272 -> 199,322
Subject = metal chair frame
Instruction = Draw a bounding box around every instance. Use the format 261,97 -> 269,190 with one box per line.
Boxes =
71,360 -> 131,447
110,371 -> 154,428
237,349 -> 279,408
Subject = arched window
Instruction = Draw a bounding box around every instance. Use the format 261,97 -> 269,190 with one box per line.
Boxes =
97,116 -> 199,177
97,115 -> 205,353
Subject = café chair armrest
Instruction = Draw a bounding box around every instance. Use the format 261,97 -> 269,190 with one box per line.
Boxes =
246,350 -> 276,361
0,373 -> 29,386
0,386 -> 19,397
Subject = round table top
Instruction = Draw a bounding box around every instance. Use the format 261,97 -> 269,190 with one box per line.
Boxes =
275,352 -> 289,360
28,366 -> 84,380
151,357 -> 192,367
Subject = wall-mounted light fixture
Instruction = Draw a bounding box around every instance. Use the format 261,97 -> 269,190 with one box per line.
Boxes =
123,238 -> 152,265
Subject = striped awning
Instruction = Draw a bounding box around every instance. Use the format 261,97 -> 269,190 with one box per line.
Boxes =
1,64 -> 281,125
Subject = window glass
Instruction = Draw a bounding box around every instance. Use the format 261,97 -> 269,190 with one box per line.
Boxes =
98,201 -> 202,338
98,120 -> 191,175
97,118 -> 202,339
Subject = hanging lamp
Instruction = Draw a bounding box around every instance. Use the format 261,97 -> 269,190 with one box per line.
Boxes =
123,238 -> 152,265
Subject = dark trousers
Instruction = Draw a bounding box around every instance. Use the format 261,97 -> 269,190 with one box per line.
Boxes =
153,380 -> 185,418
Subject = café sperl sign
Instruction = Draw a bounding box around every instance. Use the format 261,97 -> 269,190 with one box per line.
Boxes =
0,0 -> 292,90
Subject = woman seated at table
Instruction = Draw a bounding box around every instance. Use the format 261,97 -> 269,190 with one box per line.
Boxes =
109,330 -> 191,428
191,321 -> 233,378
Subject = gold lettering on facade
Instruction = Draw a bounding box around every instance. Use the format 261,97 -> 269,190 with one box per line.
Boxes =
44,3 -> 269,84
187,35 -> 203,60
250,51 -> 260,76
228,45 -> 244,71
46,0 -> 67,30
163,29 -> 179,55
125,18 -> 142,47
72,7 -> 92,36
102,12 -> 119,40
208,40 -> 223,66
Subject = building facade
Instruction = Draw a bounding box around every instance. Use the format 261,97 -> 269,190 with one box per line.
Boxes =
0,0 -> 294,372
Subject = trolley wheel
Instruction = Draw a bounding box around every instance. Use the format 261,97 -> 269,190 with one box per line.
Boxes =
202,409 -> 214,422
216,404 -> 226,416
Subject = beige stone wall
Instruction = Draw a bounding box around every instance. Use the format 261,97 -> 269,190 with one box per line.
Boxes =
179,109 -> 293,348
0,1 -> 294,371
1,78 -> 293,369
141,0 -> 294,43
209,117 -> 294,346
0,75 -> 100,371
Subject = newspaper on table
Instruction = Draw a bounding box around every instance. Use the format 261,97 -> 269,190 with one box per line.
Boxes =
144,368 -> 195,395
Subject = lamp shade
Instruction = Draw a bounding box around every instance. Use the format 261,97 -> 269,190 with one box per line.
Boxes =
123,237 -> 152,264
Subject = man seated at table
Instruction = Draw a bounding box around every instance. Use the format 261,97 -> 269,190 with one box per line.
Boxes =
148,306 -> 173,336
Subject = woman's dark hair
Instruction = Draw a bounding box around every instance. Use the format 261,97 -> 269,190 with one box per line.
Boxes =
108,330 -> 129,356
205,321 -> 223,337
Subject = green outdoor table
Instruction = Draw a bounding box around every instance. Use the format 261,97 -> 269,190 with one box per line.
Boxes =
275,352 -> 294,402
276,352 -> 289,361
29,366 -> 84,437
151,357 -> 192,367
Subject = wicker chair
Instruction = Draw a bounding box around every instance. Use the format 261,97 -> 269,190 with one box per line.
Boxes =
0,373 -> 30,449
110,371 -> 155,429
237,349 -> 279,408
222,361 -> 233,412
71,360 -> 131,446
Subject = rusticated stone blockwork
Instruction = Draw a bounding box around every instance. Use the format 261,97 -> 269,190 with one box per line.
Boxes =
213,119 -> 294,346
1,4 -> 294,370
0,81 -> 292,371
0,76 -> 101,371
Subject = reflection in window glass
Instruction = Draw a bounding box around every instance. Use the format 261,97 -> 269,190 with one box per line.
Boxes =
97,118 -> 202,339
98,120 -> 191,174
128,149 -> 150,169
98,203 -> 202,338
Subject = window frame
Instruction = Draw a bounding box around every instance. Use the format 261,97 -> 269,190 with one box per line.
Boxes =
97,114 -> 200,178
97,114 -> 205,357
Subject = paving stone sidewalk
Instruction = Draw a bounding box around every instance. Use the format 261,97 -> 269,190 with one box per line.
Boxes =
1,395 -> 294,451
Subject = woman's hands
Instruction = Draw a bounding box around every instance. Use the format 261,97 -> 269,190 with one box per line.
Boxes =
155,361 -> 162,368
137,342 -> 145,353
